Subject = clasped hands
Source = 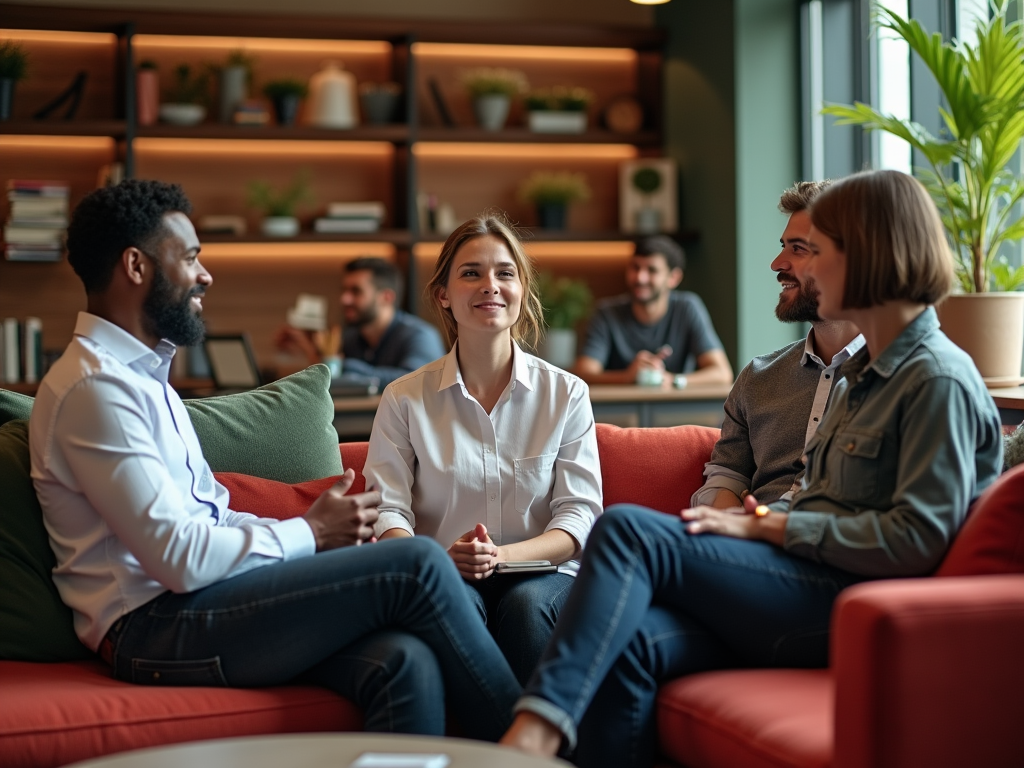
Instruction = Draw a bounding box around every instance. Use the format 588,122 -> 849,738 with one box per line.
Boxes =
448,523 -> 504,581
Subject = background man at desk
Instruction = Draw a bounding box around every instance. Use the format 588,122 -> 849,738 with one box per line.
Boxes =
691,181 -> 863,509
277,258 -> 446,386
574,235 -> 733,388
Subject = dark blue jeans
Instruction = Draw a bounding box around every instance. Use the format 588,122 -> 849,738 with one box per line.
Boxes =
106,537 -> 521,740
463,571 -> 575,686
518,505 -> 868,767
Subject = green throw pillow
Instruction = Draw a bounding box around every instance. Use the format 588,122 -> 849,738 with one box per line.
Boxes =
0,419 -> 92,662
0,388 -> 34,426
183,364 -> 342,483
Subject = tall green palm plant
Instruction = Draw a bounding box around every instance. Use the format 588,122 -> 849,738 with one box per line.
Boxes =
823,1 -> 1024,292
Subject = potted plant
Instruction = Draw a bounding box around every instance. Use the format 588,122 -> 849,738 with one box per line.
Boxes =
537,272 -> 593,368
462,67 -> 528,131
246,170 -> 312,237
159,64 -> 208,125
0,40 -> 28,122
136,60 -> 159,127
262,78 -> 307,126
525,86 -> 592,134
631,166 -> 663,234
218,49 -> 255,123
823,2 -> 1024,383
518,170 -> 591,230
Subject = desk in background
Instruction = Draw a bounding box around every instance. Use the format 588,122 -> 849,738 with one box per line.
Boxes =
988,386 -> 1024,427
334,383 -> 731,440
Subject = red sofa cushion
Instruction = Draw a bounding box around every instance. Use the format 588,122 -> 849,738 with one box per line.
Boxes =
0,660 -> 361,768
936,462 -> 1024,577
597,423 -> 720,514
658,669 -> 833,768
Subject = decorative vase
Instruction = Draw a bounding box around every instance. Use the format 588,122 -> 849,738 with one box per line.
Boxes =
536,202 -> 567,230
0,79 -> 15,121
635,206 -> 661,234
270,93 -> 301,126
136,69 -> 159,126
307,61 -> 358,129
219,65 -> 248,123
473,94 -> 510,131
261,216 -> 300,237
936,292 -> 1024,386
527,110 -> 587,134
538,328 -> 577,369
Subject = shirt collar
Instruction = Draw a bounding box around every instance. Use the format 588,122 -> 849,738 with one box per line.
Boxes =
437,339 -> 534,393
866,306 -> 940,379
73,312 -> 175,376
800,328 -> 867,368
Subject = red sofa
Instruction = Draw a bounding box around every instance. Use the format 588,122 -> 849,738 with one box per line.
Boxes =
2,423 -> 1022,768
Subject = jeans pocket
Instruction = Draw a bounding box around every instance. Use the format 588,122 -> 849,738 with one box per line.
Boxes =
130,656 -> 229,687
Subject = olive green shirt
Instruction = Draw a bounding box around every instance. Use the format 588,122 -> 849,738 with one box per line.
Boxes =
782,307 -> 1002,577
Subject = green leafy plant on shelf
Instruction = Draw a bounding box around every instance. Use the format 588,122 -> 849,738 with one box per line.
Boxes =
538,272 -> 593,330
167,64 -> 209,105
525,86 -> 593,112
518,171 -> 592,205
823,1 -> 1024,292
262,78 -> 308,100
0,40 -> 29,81
461,67 -> 529,98
246,170 -> 313,218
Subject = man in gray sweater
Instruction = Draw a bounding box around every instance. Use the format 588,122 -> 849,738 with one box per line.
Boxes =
691,181 -> 863,508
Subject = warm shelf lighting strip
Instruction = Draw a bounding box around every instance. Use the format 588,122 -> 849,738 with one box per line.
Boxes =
0,136 -> 114,150
134,138 -> 394,157
413,43 -> 635,64
0,29 -> 115,44
413,143 -> 637,160
133,34 -> 390,55
200,242 -> 396,259
413,242 -> 635,259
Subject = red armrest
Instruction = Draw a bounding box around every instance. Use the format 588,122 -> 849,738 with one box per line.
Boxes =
832,575 -> 1024,768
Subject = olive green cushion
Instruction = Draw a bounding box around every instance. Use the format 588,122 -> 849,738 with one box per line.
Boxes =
181,364 -> 342,483
0,419 -> 92,661
0,388 -> 34,426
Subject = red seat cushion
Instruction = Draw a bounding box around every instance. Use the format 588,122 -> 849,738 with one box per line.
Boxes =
0,660 -> 361,768
658,669 -> 833,768
936,463 -> 1024,576
597,423 -> 720,514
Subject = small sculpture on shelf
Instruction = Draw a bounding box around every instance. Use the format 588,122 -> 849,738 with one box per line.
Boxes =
307,61 -> 358,129
524,86 -> 592,134
0,40 -> 28,121
136,60 -> 159,126
159,64 -> 209,125
246,170 -> 312,237
462,67 -> 528,131
263,78 -> 308,126
518,170 -> 591,230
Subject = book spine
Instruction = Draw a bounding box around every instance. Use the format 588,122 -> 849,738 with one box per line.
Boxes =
3,318 -> 21,383
23,317 -> 42,384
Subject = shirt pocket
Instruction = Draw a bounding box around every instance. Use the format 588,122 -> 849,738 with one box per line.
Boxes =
830,428 -> 884,503
514,452 -> 558,520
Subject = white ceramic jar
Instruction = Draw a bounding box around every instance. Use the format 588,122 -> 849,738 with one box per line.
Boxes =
307,61 -> 358,129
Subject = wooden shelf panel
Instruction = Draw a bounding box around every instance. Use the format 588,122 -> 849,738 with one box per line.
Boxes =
415,127 -> 659,146
0,120 -> 126,137
415,229 -> 699,243
136,124 -> 410,142
200,230 -> 412,245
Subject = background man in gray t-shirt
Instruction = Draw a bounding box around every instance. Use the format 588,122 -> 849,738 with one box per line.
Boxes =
574,236 -> 733,388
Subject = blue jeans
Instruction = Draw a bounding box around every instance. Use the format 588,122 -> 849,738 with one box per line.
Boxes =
106,537 -> 521,740
463,571 -> 575,686
518,505 -> 868,767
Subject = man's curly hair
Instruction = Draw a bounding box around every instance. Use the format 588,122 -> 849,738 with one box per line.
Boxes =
66,180 -> 192,294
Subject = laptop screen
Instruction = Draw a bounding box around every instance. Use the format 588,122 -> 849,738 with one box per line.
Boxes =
203,335 -> 261,389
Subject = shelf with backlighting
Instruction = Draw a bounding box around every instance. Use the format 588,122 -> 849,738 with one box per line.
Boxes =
414,128 -> 661,147
416,229 -> 700,244
0,121 -> 127,138
200,230 -> 413,245
135,124 -> 412,143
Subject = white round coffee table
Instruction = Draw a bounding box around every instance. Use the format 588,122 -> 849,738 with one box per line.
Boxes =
65,733 -> 568,768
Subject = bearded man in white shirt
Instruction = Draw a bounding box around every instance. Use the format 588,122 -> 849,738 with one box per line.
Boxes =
30,179 -> 520,739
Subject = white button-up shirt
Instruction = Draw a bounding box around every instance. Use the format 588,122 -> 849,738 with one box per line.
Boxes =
30,313 -> 315,650
364,342 -> 603,576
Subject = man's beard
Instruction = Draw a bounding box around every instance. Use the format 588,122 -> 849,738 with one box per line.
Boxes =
143,265 -> 207,346
630,284 -> 663,306
344,302 -> 378,328
775,274 -> 821,323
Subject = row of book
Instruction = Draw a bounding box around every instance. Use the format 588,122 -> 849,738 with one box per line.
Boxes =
313,201 -> 386,234
1,317 -> 44,384
4,180 -> 69,262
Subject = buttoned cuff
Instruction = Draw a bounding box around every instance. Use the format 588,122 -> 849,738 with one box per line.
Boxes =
513,695 -> 577,751
782,510 -> 829,559
272,516 -> 317,560
374,510 -> 415,539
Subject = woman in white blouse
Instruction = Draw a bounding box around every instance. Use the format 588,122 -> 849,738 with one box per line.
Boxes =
363,214 -> 603,685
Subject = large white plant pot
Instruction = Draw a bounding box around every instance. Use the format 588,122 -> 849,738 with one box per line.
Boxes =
538,328 -> 577,370
936,292 -> 1024,386
473,95 -> 510,131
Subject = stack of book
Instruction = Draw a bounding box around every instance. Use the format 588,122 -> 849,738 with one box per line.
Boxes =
4,180 -> 70,262
313,201 -> 386,234
1,317 -> 43,384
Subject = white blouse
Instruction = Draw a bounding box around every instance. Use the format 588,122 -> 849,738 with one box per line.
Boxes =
364,342 -> 603,576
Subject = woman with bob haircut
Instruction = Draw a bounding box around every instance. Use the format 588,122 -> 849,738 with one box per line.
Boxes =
501,170 -> 1002,767
363,213 -> 603,686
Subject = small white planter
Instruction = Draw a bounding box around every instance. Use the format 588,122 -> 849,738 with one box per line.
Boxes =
261,216 -> 300,237
528,110 -> 587,134
474,94 -> 511,131
538,328 -> 577,370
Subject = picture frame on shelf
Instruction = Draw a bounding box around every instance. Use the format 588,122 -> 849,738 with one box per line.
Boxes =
618,158 -> 677,235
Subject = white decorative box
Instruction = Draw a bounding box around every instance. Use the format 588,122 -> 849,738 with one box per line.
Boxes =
527,110 -> 587,134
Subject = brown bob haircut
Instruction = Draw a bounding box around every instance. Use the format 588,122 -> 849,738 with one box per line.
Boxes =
425,212 -> 544,350
810,169 -> 953,309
